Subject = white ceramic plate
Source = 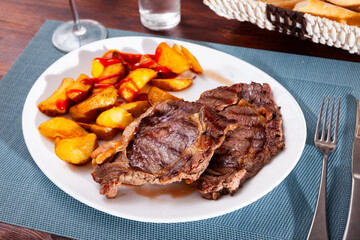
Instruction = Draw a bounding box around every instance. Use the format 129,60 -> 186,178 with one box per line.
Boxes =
22,36 -> 306,223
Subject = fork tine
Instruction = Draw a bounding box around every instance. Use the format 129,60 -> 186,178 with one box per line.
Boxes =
320,97 -> 330,141
315,96 -> 325,141
333,97 -> 341,144
326,97 -> 335,142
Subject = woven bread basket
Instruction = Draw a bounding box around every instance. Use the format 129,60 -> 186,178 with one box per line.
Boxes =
203,0 -> 360,54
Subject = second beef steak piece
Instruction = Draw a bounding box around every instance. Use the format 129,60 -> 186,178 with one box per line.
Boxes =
196,82 -> 285,200
92,100 -> 237,198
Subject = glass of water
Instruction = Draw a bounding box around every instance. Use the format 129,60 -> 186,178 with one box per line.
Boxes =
139,0 -> 181,31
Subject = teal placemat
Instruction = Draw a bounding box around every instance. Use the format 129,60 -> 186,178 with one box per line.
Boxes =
1,20 -> 359,240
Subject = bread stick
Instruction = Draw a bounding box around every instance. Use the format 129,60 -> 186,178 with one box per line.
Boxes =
326,0 -> 360,7
294,0 -> 360,26
348,5 -> 360,12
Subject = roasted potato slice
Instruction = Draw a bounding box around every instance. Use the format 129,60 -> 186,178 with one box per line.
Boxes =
92,58 -> 126,93
147,86 -> 182,105
37,78 -> 75,116
129,68 -> 157,90
92,57 -> 125,79
38,117 -> 88,139
118,68 -> 157,102
100,63 -> 125,82
96,107 -> 134,129
180,45 -> 203,73
118,80 -> 139,103
55,133 -> 98,165
120,100 -> 151,118
155,42 -> 190,74
78,122 -> 119,140
172,44 -> 183,55
66,74 -> 92,102
138,54 -> 158,68
69,85 -> 118,123
150,79 -> 193,92
101,49 -> 121,59
92,59 -> 105,78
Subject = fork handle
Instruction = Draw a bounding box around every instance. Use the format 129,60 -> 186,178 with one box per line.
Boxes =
307,154 -> 329,240
343,177 -> 360,239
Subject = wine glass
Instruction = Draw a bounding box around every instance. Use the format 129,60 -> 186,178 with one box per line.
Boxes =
52,0 -> 107,52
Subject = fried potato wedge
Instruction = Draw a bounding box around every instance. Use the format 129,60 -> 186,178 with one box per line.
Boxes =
55,133 -> 98,165
172,44 -> 183,55
78,122 -> 119,140
69,85 -> 118,123
138,54 -> 158,68
180,45 -> 204,73
38,117 -> 88,139
128,68 -> 157,90
150,79 -> 193,92
147,86 -> 182,105
92,61 -> 126,93
96,107 -> 134,129
92,58 -> 125,79
97,63 -> 126,85
120,100 -> 151,118
155,42 -> 190,74
118,68 -> 157,102
118,80 -> 138,103
92,59 -> 105,78
37,78 -> 75,116
66,74 -> 92,102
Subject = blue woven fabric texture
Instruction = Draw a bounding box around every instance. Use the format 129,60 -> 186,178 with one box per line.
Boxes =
0,20 -> 359,240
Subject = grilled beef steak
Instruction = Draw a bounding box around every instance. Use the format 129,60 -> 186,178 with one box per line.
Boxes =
196,82 -> 284,200
92,100 -> 236,198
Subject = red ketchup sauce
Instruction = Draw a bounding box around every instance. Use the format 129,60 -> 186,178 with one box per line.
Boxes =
80,72 -> 124,86
94,83 -> 114,89
154,66 -> 177,79
93,57 -> 122,67
119,78 -> 140,92
55,99 -> 68,111
66,89 -> 85,95
132,54 -> 177,79
117,53 -> 142,65
106,50 -> 176,79
121,86 -> 138,96
154,47 -> 162,62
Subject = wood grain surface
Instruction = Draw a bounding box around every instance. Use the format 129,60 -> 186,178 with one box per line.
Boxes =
0,0 -> 359,239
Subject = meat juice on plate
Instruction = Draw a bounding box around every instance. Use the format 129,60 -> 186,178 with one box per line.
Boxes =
139,0 -> 180,30
132,182 -> 197,199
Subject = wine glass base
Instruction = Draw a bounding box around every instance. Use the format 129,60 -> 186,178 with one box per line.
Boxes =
52,19 -> 107,53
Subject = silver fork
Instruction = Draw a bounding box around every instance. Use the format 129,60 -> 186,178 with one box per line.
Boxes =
307,96 -> 341,240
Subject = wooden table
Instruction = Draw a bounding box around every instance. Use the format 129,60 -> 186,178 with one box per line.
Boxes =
0,0 -> 359,238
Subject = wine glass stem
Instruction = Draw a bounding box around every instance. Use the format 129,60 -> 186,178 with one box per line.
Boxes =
69,0 -> 84,34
